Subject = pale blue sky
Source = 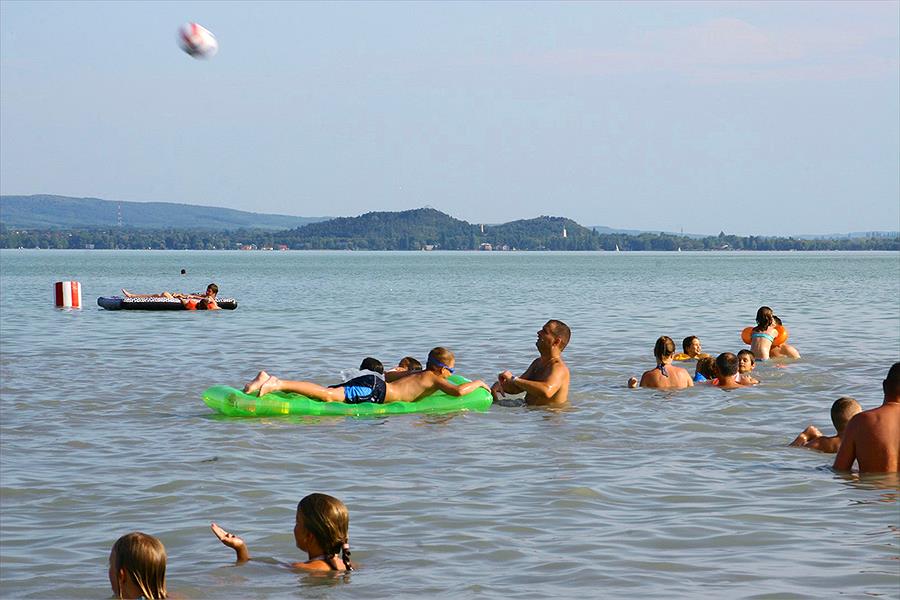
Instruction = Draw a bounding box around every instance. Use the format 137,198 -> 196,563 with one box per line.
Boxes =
1,1 -> 897,235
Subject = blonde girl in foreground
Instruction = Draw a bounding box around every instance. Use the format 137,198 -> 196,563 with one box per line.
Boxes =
212,493 -> 354,572
108,532 -> 168,599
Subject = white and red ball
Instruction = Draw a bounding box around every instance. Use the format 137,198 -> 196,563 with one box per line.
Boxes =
178,22 -> 218,59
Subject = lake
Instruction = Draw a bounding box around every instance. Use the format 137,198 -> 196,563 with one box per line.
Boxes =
1,250 -> 898,599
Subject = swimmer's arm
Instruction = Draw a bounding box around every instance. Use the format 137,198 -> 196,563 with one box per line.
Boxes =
511,366 -> 566,402
804,435 -> 840,454
832,420 -> 858,471
433,376 -> 491,397
789,425 -> 822,447
386,369 -> 416,383
211,523 -> 250,563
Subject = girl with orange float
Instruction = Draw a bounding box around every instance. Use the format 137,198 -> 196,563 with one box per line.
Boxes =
742,306 -> 801,360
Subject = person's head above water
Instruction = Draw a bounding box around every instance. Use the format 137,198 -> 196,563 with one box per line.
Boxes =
682,336 -> 702,356
695,356 -> 717,380
426,347 -> 455,375
109,532 -> 167,600
358,357 -> 384,374
737,349 -> 756,373
654,336 -> 676,362
206,283 -> 218,297
755,306 -> 774,331
537,320 -> 571,354
295,493 -> 353,571
715,352 -> 739,378
398,356 -> 422,371
830,397 -> 862,434
884,362 -> 900,401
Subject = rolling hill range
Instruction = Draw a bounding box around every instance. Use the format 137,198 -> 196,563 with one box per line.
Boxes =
0,195 -> 328,230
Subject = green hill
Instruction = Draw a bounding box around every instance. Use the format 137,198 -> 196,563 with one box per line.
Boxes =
281,208 -> 480,250
0,195 -> 327,230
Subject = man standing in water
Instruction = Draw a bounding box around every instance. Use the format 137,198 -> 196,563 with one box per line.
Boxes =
833,362 -> 900,473
491,320 -> 571,406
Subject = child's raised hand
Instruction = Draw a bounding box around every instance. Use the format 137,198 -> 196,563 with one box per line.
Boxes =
211,522 -> 245,550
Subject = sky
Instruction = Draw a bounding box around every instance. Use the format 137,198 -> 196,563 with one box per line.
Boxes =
1,1 -> 898,236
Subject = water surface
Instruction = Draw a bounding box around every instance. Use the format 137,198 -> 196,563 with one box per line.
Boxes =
1,250 -> 898,598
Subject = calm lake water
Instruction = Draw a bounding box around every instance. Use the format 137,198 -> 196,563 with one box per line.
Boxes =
1,250 -> 898,599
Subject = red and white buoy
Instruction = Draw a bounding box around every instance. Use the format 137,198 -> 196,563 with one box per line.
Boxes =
54,281 -> 82,308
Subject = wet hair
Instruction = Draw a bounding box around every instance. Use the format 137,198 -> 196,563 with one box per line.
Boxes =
426,347 -> 454,372
682,336 -> 699,353
772,315 -> 783,326
715,352 -> 739,378
754,306 -> 774,331
206,283 -> 218,296
110,532 -> 167,599
737,349 -> 755,367
653,336 -> 676,361
695,356 -> 717,380
359,357 -> 384,374
546,320 -> 572,351
885,362 -> 900,398
830,397 -> 862,434
398,356 -> 422,371
180,269 -> 186,275
297,493 -> 353,571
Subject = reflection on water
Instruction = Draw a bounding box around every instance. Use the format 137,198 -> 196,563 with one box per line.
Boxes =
0,250 -> 898,599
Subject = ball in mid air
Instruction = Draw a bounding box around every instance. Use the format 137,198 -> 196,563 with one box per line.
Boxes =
178,22 -> 218,59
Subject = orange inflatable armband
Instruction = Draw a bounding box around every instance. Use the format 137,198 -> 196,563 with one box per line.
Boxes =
741,327 -> 753,345
773,325 -> 788,346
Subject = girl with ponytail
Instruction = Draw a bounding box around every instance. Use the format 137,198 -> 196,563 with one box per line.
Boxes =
212,493 -> 354,572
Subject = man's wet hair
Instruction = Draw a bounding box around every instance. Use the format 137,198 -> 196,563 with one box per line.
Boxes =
715,352 -> 739,377
885,362 -> 900,397
547,320 -> 571,351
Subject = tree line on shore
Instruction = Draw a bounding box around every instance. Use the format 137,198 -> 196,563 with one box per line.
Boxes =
1,209 -> 897,251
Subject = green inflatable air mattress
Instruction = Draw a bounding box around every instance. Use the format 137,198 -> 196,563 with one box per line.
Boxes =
202,374 -> 493,417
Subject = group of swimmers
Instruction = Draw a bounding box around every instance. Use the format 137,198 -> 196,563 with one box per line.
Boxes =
104,307 -> 899,598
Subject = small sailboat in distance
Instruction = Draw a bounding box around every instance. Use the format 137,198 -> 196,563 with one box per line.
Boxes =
615,244 -> 620,252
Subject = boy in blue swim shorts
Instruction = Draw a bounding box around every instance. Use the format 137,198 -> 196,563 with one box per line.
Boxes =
243,348 -> 489,404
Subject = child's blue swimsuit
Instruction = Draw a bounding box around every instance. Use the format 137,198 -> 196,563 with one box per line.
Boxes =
332,374 -> 386,404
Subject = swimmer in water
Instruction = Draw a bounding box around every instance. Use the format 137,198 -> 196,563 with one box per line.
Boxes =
212,493 -> 355,572
790,397 -> 862,453
108,532 -> 168,599
749,306 -> 779,360
629,336 -> 693,389
833,363 -> 900,473
711,353 -> 743,389
735,349 -> 759,385
491,320 -> 572,405
769,315 -> 801,359
385,356 -> 422,382
673,335 -> 710,361
693,355 -> 717,383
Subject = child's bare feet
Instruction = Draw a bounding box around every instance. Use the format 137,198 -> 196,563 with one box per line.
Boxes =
257,376 -> 282,397
243,371 -> 270,394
